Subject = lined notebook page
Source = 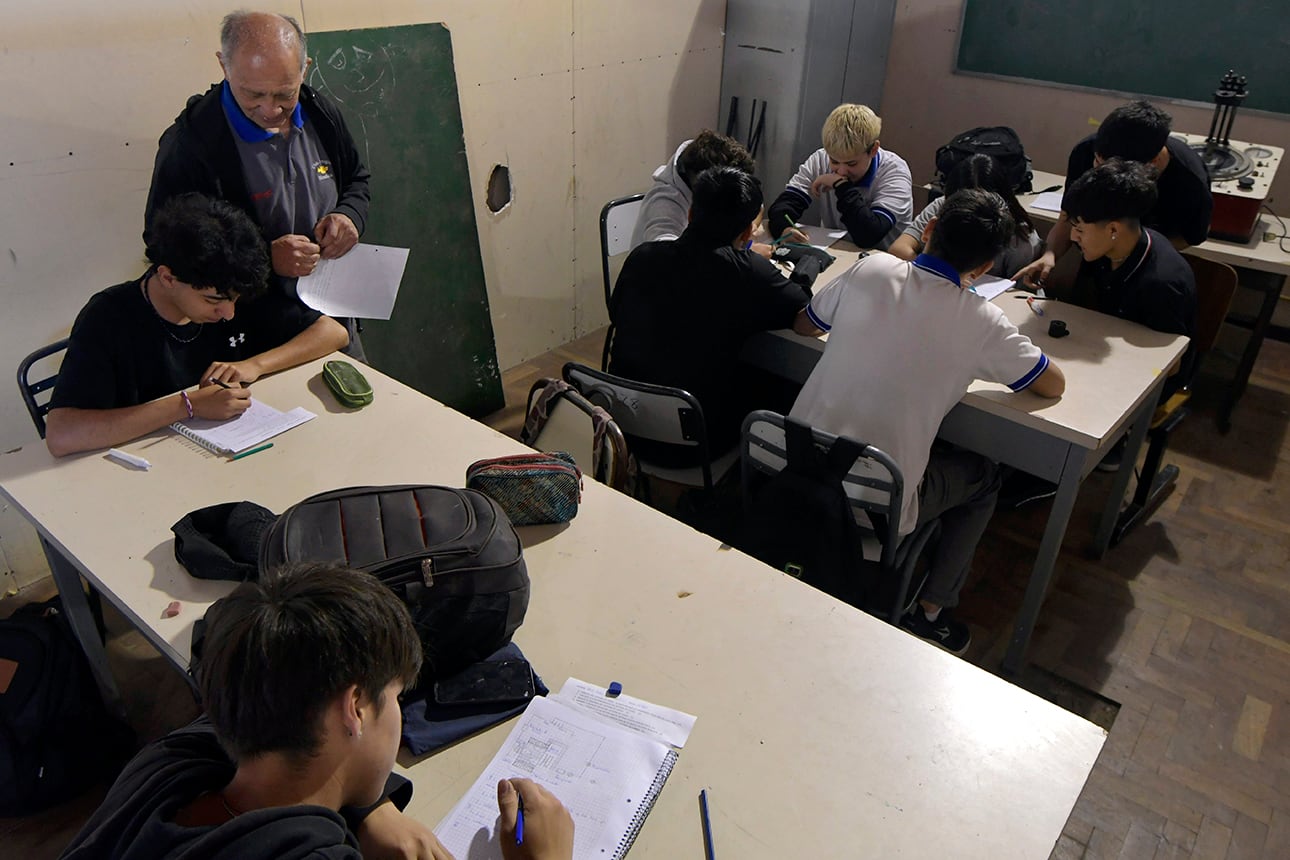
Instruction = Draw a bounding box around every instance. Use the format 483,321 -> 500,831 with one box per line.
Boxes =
170,400 -> 315,454
434,695 -> 677,859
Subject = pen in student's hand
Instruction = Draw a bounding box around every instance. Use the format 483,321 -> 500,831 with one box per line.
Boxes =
699,789 -> 716,860
230,442 -> 273,461
208,377 -> 233,389
515,789 -> 525,845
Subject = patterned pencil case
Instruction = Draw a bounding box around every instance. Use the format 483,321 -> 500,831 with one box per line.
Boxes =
465,452 -> 582,525
322,360 -> 374,408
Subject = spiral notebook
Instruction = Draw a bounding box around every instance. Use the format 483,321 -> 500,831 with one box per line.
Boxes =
434,681 -> 694,859
170,399 -> 315,455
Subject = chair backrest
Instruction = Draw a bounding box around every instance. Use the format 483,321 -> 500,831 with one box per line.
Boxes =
17,339 -> 69,439
521,378 -> 630,491
599,194 -> 645,314
1185,255 -> 1239,355
563,361 -> 717,488
740,410 -> 903,566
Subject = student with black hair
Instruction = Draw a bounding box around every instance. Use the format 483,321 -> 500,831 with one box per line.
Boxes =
610,166 -> 809,464
889,153 -> 1042,277
1016,100 -> 1212,288
630,130 -> 756,247
1060,159 -> 1198,397
791,189 -> 1065,654
61,563 -> 574,860
45,193 -> 349,457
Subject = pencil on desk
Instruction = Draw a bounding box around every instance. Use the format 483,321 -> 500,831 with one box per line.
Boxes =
699,788 -> 716,860
230,442 -> 274,461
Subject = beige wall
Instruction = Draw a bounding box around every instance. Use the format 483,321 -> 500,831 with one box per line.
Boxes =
0,1 -> 724,579
880,0 -> 1290,206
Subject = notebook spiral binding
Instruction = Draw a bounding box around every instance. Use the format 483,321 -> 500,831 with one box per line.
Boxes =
611,748 -> 680,859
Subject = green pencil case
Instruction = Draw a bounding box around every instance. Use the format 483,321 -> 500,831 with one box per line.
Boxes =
322,360 -> 374,408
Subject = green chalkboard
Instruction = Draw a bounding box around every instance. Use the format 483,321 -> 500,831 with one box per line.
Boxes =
956,2 -> 1290,116
306,23 -> 502,416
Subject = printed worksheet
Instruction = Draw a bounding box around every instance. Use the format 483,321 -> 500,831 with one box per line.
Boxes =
296,243 -> 409,319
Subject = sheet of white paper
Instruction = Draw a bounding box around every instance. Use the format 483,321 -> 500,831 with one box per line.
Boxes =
434,695 -> 675,860
969,276 -> 1014,301
295,243 -> 409,319
797,224 -> 848,251
172,401 -> 315,454
1031,190 -> 1064,212
553,677 -> 697,748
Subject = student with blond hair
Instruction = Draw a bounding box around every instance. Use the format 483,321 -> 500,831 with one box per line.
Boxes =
768,103 -> 913,250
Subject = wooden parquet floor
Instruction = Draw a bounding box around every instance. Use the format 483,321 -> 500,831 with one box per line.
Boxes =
2,327 -> 1286,858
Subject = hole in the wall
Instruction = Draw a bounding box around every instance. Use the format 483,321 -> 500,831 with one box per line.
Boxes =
486,164 -> 512,213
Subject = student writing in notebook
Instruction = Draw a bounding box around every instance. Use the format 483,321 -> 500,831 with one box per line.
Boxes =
60,562 -> 574,860
45,194 -> 348,457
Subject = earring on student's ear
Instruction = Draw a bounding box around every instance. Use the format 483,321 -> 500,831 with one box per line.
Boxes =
1111,230 -> 1117,240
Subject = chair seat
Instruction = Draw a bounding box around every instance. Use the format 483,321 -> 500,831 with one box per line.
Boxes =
638,445 -> 740,489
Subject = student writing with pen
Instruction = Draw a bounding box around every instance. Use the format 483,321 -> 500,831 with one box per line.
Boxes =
767,103 -> 913,250
44,193 -> 348,457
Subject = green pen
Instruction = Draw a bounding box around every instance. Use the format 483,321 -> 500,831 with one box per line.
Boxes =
230,442 -> 273,461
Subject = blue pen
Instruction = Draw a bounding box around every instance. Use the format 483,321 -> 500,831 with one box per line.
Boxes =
699,789 -> 716,860
515,790 -> 525,845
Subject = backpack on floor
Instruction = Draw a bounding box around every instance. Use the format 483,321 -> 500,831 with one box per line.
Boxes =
258,485 -> 530,688
0,597 -> 133,815
934,126 -> 1033,193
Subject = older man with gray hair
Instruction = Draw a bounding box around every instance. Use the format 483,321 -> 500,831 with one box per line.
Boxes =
146,10 -> 369,355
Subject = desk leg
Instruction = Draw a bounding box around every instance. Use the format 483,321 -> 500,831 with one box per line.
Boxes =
1091,383 -> 1163,558
1001,444 -> 1085,676
40,537 -> 127,721
1219,273 -> 1285,432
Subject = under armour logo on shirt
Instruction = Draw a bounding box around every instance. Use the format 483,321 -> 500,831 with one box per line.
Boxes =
229,332 -> 246,348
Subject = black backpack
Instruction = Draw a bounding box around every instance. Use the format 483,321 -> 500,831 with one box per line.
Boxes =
934,126 -> 1033,193
0,598 -> 133,815
736,420 -> 876,608
258,485 -> 530,689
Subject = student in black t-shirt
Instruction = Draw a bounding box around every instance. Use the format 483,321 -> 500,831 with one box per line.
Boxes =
1016,100 -> 1212,289
45,194 -> 349,456
1059,159 -> 1198,397
61,563 -> 575,860
609,166 -> 810,464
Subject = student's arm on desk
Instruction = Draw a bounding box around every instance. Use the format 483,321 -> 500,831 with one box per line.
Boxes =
1014,214 -> 1073,289
887,232 -> 921,261
45,387 -> 252,457
204,315 -> 350,386
1026,361 -> 1066,398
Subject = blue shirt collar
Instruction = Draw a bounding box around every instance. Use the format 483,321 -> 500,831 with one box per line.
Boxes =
858,148 -> 881,188
220,81 -> 305,142
911,253 -> 962,287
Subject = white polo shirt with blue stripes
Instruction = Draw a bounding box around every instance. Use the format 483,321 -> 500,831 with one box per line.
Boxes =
784,146 -> 913,249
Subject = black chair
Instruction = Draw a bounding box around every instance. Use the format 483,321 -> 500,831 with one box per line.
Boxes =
17,338 -> 69,439
521,377 -> 631,491
740,410 -> 941,624
1112,256 -> 1238,544
598,193 -> 645,370
562,362 -> 739,499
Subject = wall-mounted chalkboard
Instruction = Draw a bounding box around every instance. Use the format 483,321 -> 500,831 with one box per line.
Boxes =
956,1 -> 1290,117
307,23 -> 503,417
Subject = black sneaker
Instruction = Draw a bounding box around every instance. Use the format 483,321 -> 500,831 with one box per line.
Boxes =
901,608 -> 971,655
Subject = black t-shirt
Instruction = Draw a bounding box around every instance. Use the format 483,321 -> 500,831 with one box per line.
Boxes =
608,229 -> 809,461
60,719 -> 411,860
50,275 -> 322,411
1075,227 -> 1198,395
1066,135 -> 1213,246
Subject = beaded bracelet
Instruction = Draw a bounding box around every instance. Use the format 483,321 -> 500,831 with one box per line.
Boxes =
179,390 -> 194,419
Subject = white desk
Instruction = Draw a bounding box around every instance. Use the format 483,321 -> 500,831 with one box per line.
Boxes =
0,359 -> 1106,858
745,246 -> 1188,672
1018,155 -> 1290,430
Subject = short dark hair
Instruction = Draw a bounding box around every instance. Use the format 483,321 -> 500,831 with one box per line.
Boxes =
689,166 -> 763,244
199,563 -> 422,762
944,153 -> 1035,238
1061,158 -> 1158,226
145,194 -> 270,300
925,188 -> 1014,273
677,131 -> 755,189
1094,100 -> 1172,163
